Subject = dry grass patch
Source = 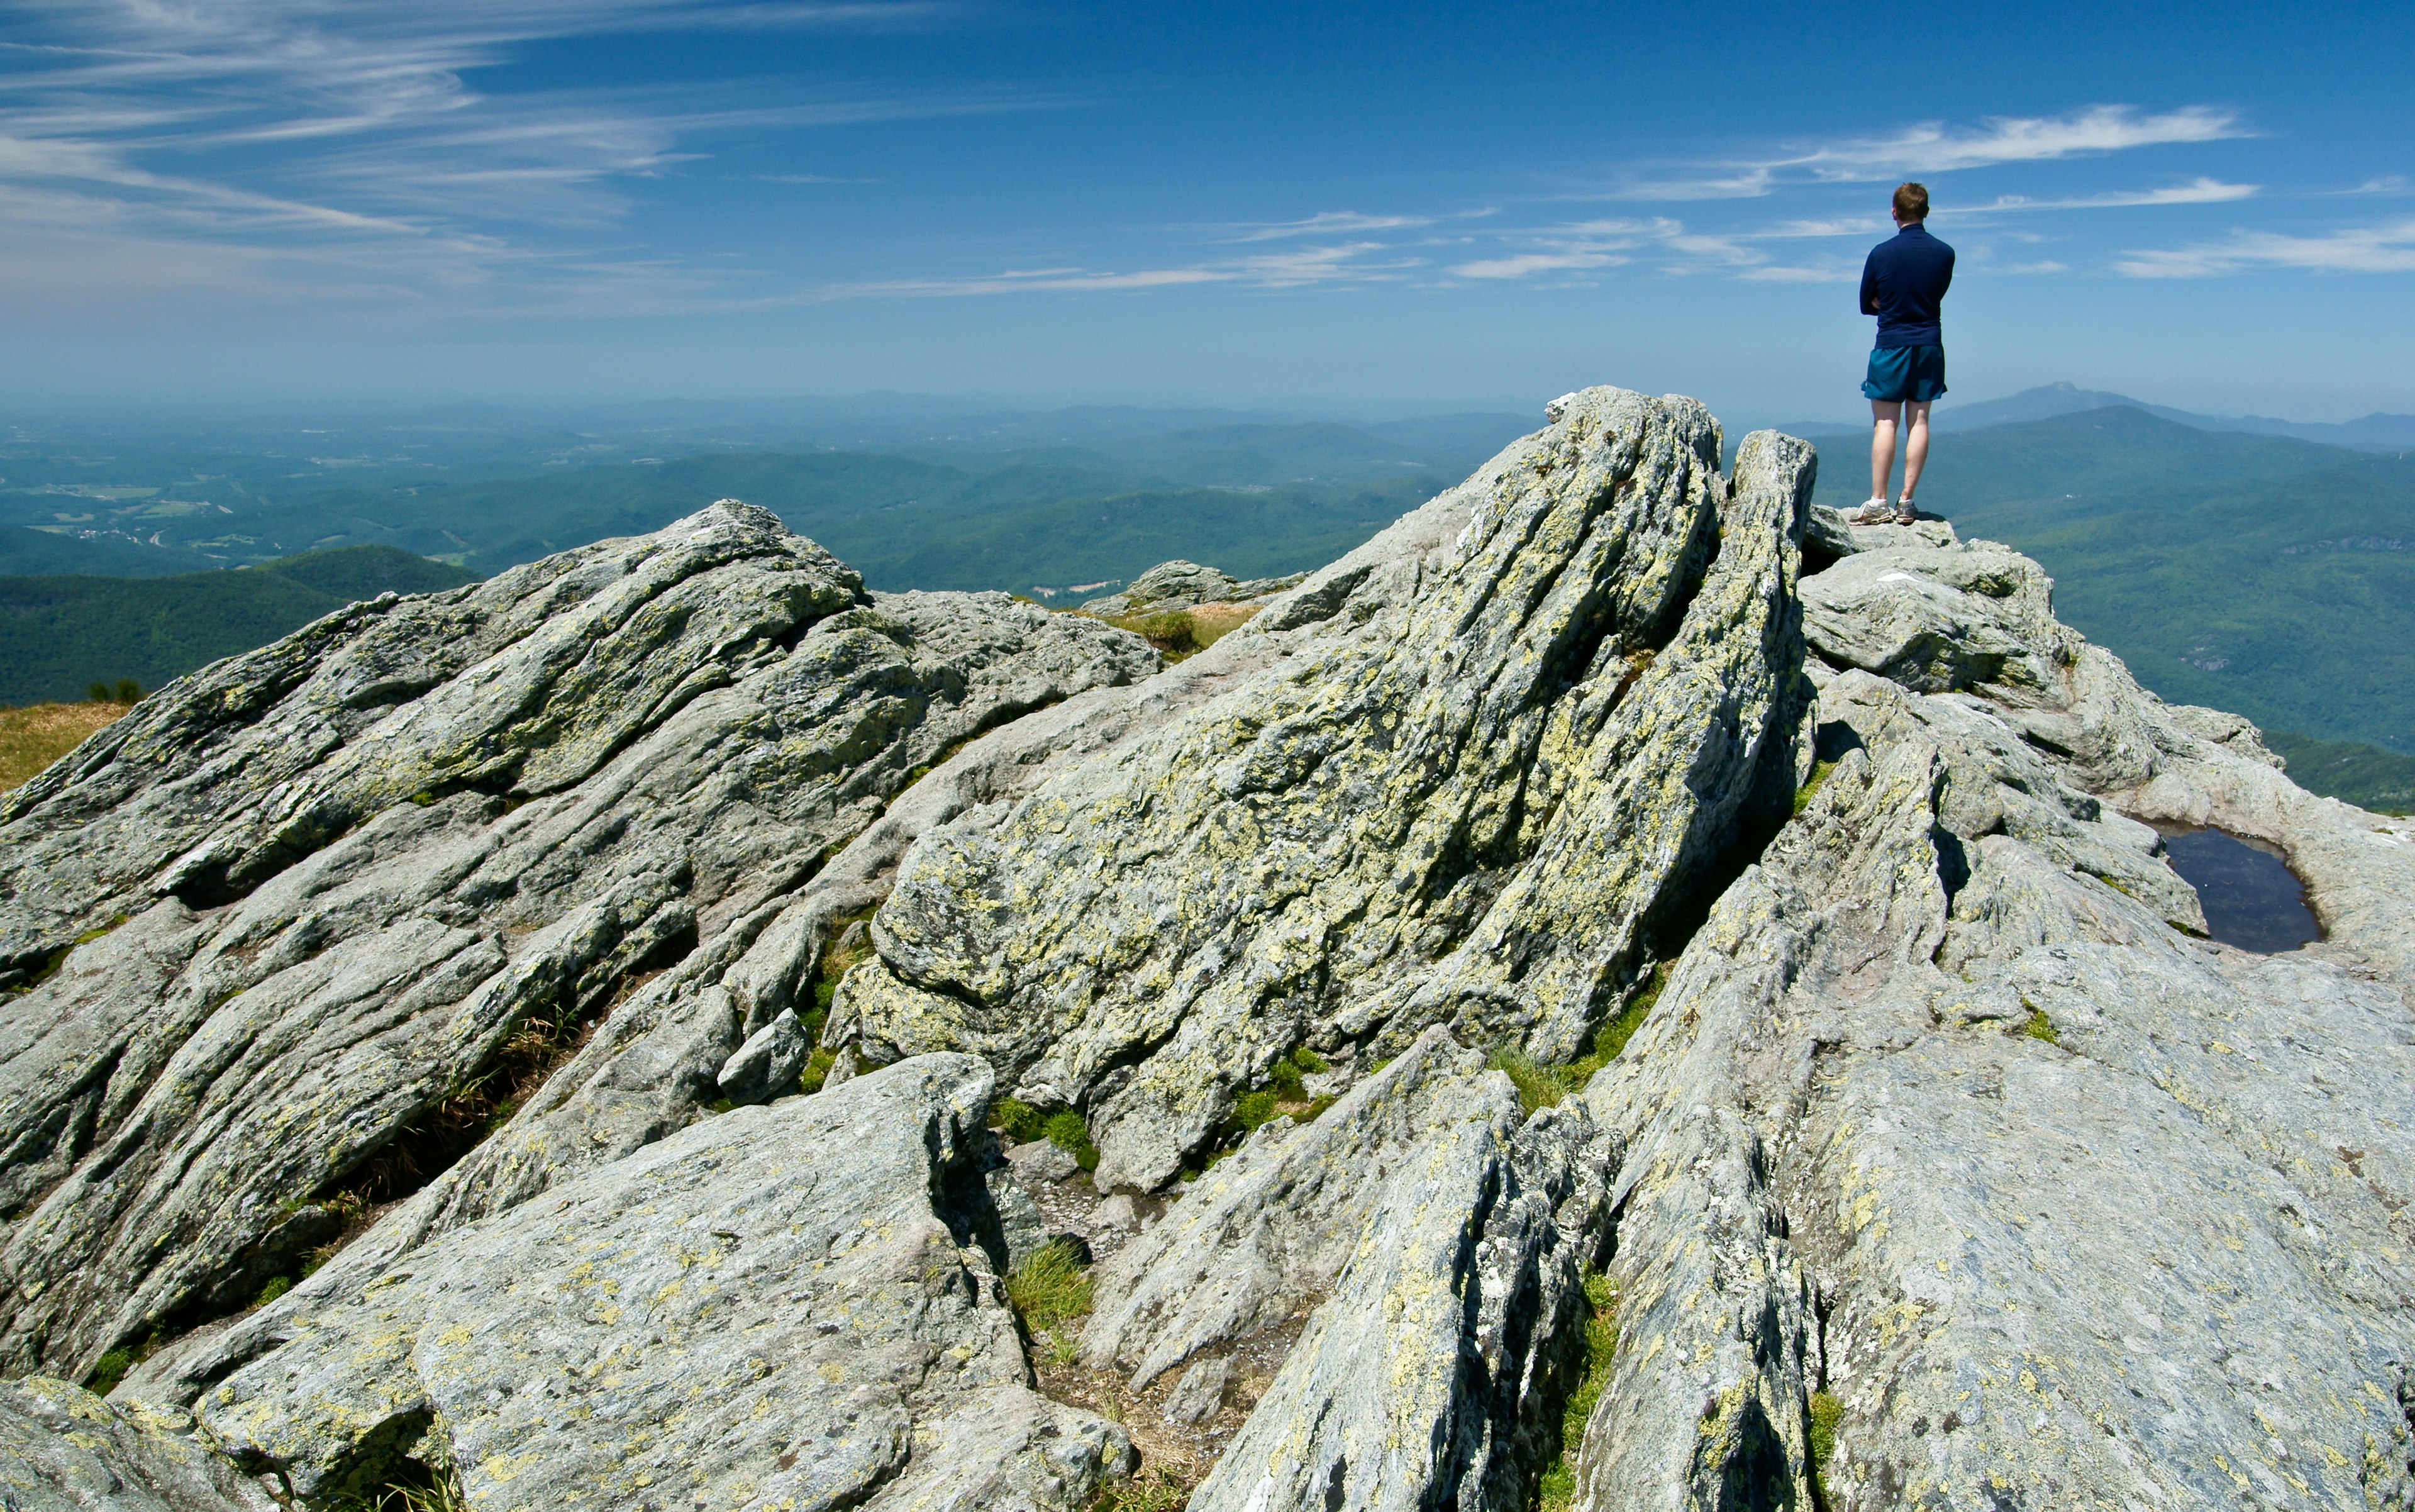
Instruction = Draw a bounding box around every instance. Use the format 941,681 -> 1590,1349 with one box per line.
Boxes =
0,701 -> 126,791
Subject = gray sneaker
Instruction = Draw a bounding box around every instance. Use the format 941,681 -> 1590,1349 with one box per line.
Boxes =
1850,499 -> 1894,525
1893,501 -> 1919,524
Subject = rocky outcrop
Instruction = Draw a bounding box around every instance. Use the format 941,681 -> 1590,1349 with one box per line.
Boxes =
2,1376 -> 274,1511
1567,507 -> 2415,1509
0,501 -> 1157,1380
1078,560 -> 1307,618
4,391 -> 2412,1512
1187,1069 -> 1611,1512
187,1055 -> 1130,1509
833,392 -> 1814,1189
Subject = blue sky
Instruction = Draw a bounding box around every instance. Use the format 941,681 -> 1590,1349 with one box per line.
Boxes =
3,0 -> 2411,421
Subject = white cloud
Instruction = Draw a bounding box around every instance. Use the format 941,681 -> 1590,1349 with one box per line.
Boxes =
2341,175 -> 2410,196
1223,211 -> 1436,242
1783,106 -> 2246,178
1736,265 -> 1852,283
1589,106 -> 2249,204
0,1 -> 1038,311
1948,177 -> 2258,214
2116,220 -> 2415,277
830,241 -> 1423,299
1450,250 -> 1623,279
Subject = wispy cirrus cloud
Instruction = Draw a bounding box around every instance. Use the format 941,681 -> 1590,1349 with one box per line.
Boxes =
1583,106 -> 2249,202
831,240 -> 1425,298
2116,220 -> 2415,277
1782,105 -> 2246,178
0,0 -> 1041,313
1950,177 -> 2258,213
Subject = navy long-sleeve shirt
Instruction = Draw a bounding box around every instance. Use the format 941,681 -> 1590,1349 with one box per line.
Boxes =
1859,223 -> 1955,348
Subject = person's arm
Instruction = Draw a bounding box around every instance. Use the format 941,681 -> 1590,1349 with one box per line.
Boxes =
1939,246 -> 1953,297
1860,252 -> 1880,316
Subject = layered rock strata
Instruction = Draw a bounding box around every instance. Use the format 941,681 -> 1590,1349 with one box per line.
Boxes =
1568,512 -> 2415,1509
191,1055 -> 1130,1509
1,388 -> 2409,1512
0,501 -> 1156,1379
834,391 -> 1815,1189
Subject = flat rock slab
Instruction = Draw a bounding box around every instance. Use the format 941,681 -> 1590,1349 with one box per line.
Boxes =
191,1055 -> 1129,1510
0,1376 -> 275,1512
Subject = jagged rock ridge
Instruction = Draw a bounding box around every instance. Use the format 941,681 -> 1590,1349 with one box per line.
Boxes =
0,387 -> 2407,1512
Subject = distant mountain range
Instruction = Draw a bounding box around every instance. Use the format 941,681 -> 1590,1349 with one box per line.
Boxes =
1790,381 -> 2415,452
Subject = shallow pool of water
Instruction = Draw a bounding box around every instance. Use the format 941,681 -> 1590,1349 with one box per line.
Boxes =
2158,828 -> 2320,953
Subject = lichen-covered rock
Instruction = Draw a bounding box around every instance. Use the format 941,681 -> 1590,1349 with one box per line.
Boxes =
1569,513 -> 2415,1510
1081,1025 -> 1502,1390
184,1055 -> 1128,1509
1077,560 -> 1307,618
0,501 -> 1157,1380
1188,1076 -> 1612,1512
0,1376 -> 275,1511
838,391 -> 1815,1189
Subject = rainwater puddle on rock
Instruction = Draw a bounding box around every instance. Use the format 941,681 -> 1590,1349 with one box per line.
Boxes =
2157,827 -> 2320,953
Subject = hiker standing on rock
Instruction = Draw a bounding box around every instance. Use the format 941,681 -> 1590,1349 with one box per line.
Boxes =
1855,182 -> 1955,525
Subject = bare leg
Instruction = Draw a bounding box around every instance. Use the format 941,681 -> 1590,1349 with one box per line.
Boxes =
1899,400 -> 1933,504
1868,399 -> 1902,500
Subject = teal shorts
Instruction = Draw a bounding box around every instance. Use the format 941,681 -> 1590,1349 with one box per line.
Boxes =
1862,344 -> 1947,403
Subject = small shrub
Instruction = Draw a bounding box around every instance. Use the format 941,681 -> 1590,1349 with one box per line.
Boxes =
116,679 -> 142,703
1228,1089 -> 1280,1136
1289,1047 -> 1328,1074
87,682 -> 111,703
994,1096 -> 1047,1145
2018,1008 -> 2060,1046
253,1275 -> 294,1309
87,1347 -> 135,1396
1005,1239 -> 1093,1333
1269,1057 -> 1305,1099
797,1047 -> 836,1096
1043,1109 -> 1099,1171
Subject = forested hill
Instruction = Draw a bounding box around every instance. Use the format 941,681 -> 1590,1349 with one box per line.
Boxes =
0,546 -> 473,706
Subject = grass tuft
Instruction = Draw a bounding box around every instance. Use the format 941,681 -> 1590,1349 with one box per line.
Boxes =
1093,1466 -> 1191,1512
2017,1007 -> 2060,1046
0,701 -> 128,792
253,1275 -> 293,1309
1005,1239 -> 1094,1334
1538,1269 -> 1621,1511
1807,1388 -> 1843,1502
1792,758 -> 1841,818
994,1096 -> 1046,1145
1487,964 -> 1668,1116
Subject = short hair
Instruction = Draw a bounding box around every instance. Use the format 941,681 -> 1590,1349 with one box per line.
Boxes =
1893,182 -> 1930,222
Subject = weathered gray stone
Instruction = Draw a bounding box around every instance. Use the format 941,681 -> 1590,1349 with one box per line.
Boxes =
838,391 -> 1815,1189
1078,560 -> 1307,618
1187,1085 -> 1613,1512
184,1055 -> 1128,1509
0,1377 -> 275,1512
1564,514 -> 2415,1510
1160,1354 -> 1231,1426
1081,1026 -> 1494,1389
1009,1138 -> 1079,1187
0,501 -> 1157,1381
713,1007 -> 810,1105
